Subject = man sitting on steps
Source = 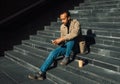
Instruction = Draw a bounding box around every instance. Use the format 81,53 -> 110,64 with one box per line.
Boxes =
28,11 -> 85,80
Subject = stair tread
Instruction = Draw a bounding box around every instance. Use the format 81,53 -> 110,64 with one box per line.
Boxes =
30,34 -> 56,43
22,38 -> 120,59
14,44 -> 49,56
46,25 -> 120,32
23,38 -> 120,55
0,57 -> 54,84
69,8 -> 120,13
68,61 -> 120,83
12,44 -> 120,72
50,22 -> 120,31
14,44 -> 120,66
78,3 -> 120,8
0,71 -> 17,84
77,53 -> 120,66
91,44 -> 120,52
52,21 -> 120,26
49,67 -> 98,84
5,50 -> 45,68
85,0 -> 120,3
5,50 -> 98,84
22,39 -> 120,60
5,50 -> 120,84
22,40 -> 57,52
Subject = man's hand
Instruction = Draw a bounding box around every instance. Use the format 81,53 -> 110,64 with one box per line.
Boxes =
52,37 -> 65,45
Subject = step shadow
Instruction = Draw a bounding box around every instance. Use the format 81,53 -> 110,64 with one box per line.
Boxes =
84,29 -> 96,53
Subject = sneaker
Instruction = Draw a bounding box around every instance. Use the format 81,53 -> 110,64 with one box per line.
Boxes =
28,72 -> 46,80
60,57 -> 69,65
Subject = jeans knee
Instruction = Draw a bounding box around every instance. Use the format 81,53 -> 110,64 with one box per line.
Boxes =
66,40 -> 75,46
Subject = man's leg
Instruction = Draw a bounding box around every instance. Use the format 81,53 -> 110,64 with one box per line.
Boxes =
65,40 -> 75,57
60,40 -> 75,65
28,46 -> 66,80
40,46 -> 66,73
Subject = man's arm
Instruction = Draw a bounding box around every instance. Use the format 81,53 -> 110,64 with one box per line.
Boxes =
63,20 -> 80,41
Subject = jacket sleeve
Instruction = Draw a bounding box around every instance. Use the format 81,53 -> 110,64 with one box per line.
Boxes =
60,25 -> 66,38
64,20 -> 80,40
60,26 -> 64,38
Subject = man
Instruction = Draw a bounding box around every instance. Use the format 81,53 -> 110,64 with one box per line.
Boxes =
28,11 -> 82,80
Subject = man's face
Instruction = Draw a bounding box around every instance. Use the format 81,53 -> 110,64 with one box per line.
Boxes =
60,13 -> 70,25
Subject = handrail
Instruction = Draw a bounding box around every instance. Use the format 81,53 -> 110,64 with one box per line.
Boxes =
0,0 -> 48,25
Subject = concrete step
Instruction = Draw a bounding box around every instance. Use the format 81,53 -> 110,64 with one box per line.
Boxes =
14,41 -> 120,72
51,21 -> 120,29
21,37 -> 120,60
69,8 -> 120,14
37,29 -> 120,47
91,44 -> 120,53
12,44 -> 65,63
76,53 -> 120,72
0,72 -> 17,84
63,61 -> 120,84
22,37 -> 120,62
5,50 -> 70,84
82,28 -> 120,39
74,17 -> 120,23
5,46 -> 120,84
5,50 -> 98,84
37,30 -> 60,38
45,22 -> 120,40
22,39 -> 57,52
29,34 -> 55,43
90,44 -> 120,60
82,22 -> 120,31
82,26 -> 120,32
71,11 -> 120,17
69,8 -> 120,18
45,25 -> 120,33
58,16 -> 120,23
96,12 -> 120,17
80,0 -> 120,7
0,57 -> 54,84
13,44 -> 49,57
42,27 -> 120,48
48,67 -> 98,84
4,46 -> 120,83
85,0 -> 120,3
76,3 -> 120,10
45,26 -> 120,38
94,37 -> 120,48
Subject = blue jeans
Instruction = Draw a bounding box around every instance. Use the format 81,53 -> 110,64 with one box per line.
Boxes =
39,40 -> 75,73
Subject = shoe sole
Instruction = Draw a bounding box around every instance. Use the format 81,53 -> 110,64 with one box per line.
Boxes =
60,62 -> 68,65
28,75 -> 44,80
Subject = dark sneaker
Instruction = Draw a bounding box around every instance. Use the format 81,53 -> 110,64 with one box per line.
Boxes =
60,57 -> 69,65
28,72 -> 46,80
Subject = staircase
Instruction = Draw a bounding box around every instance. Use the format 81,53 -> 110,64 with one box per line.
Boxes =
1,0 -> 120,84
